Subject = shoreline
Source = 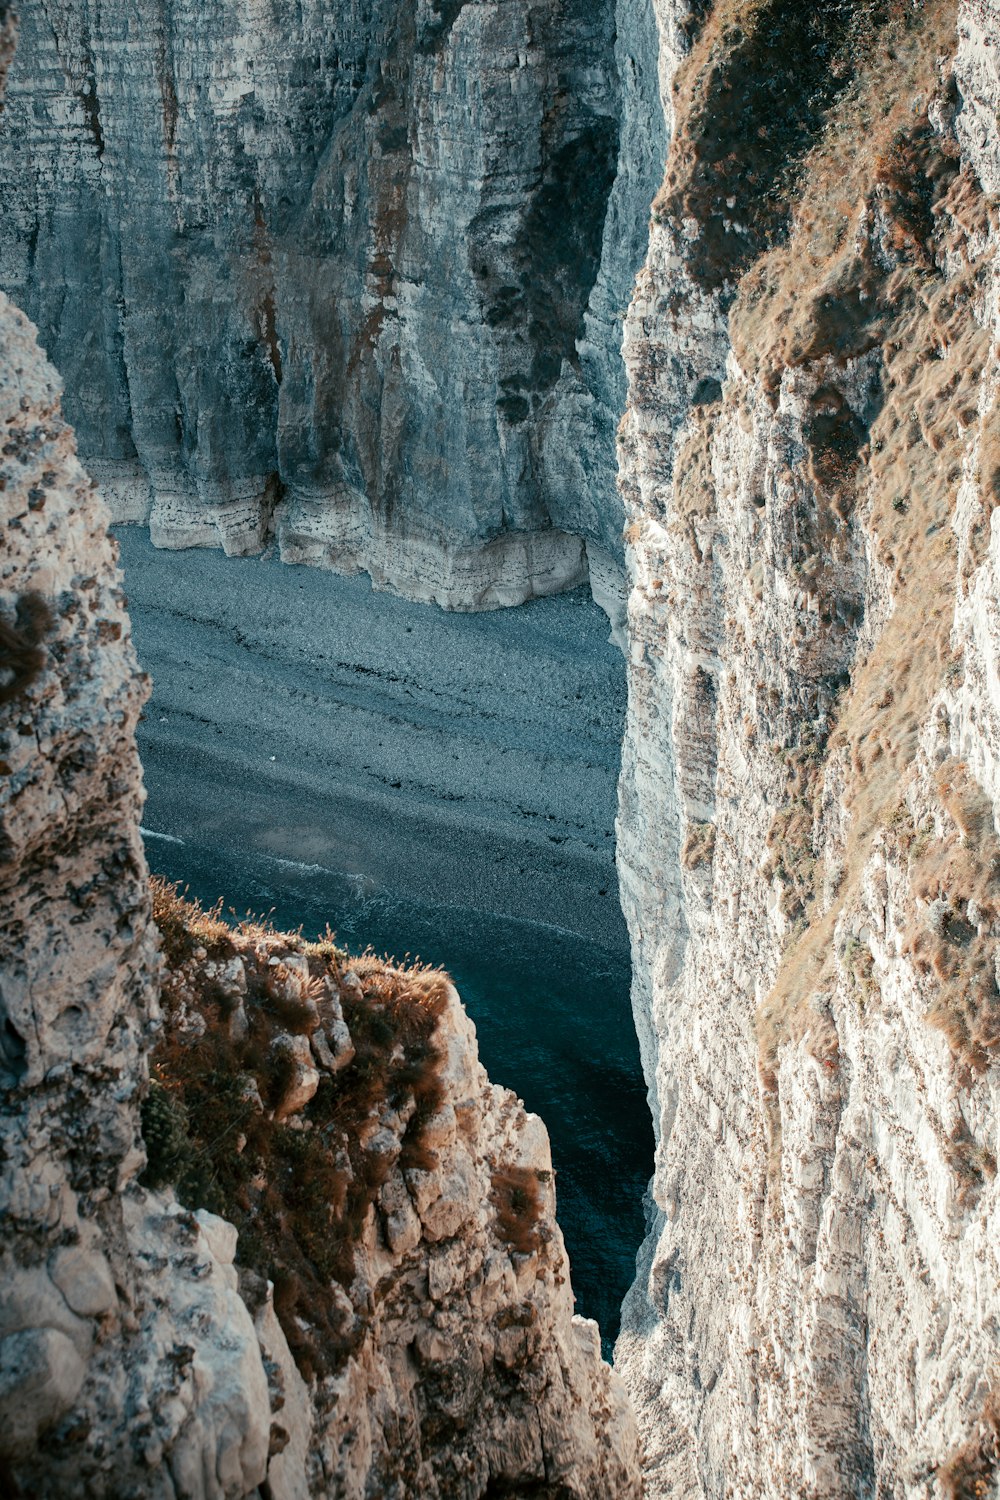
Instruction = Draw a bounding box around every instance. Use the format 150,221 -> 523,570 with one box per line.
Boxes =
116,527 -> 649,1348
118,526 -> 629,953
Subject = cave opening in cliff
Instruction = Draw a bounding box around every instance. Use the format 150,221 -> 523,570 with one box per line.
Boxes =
119,528 -> 652,1350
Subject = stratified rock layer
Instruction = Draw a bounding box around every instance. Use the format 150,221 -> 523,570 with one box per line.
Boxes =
617,0 -> 1000,1495
0,0 -> 666,617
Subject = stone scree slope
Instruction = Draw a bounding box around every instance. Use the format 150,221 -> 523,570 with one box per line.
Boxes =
616,0 -> 1000,1496
0,0 -> 667,622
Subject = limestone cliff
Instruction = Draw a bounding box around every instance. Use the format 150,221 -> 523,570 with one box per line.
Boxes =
617,0 -> 1000,1495
0,21 -> 641,1484
0,0 -> 666,619
137,886 -> 642,1500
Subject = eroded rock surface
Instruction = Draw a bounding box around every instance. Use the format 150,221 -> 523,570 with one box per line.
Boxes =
617,1 -> 1000,1495
0,0 -> 666,620
0,237 -> 274,1500
141,894 -> 644,1499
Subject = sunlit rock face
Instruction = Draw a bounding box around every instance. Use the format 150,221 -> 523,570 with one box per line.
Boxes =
616,0 -> 1000,1494
0,0 -> 666,618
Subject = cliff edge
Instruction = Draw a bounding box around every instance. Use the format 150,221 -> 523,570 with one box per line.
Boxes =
617,0 -> 1000,1495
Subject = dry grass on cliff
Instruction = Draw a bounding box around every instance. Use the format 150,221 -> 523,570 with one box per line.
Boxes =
490,1166 -> 547,1257
937,1385 -> 1000,1499
150,877 -> 236,966
942,1115 -> 998,1210
904,762 -> 1000,1077
681,820 -> 717,872
761,790 -> 817,924
143,878 -> 451,1380
658,0 -> 949,294
747,0 -> 1000,1119
758,264 -> 990,1078
757,249 -> 992,1072
730,0 -> 960,379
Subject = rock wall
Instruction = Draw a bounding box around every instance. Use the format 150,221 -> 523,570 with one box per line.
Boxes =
0,17 -> 642,1488
0,0 -> 666,618
616,0 -> 1000,1495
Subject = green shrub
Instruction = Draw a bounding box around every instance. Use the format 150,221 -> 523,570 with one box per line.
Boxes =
140,1078 -> 193,1189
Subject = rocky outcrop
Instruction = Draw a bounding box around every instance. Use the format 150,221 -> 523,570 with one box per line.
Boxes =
616,0 -> 1000,1495
0,0 -> 666,621
0,265 -> 273,1499
0,21 -> 641,1489
143,889 -> 642,1499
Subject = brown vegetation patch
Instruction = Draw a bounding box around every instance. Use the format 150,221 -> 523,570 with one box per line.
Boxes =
673,409 -> 720,529
762,800 -> 816,923
905,761 -> 1000,1077
730,1 -> 960,379
750,1 -> 1000,1114
804,386 -> 868,505
490,1167 -> 547,1257
142,878 -> 450,1380
873,116 -> 962,265
937,1385 -> 1000,1499
150,878 -> 236,968
978,418 -> 1000,514
682,820 -> 717,873
942,1116 -> 998,1210
758,253 -> 985,1066
657,0 -> 934,294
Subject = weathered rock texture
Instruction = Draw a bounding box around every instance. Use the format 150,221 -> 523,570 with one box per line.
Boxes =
141,892 -> 642,1499
0,265 -> 274,1500
0,0 -> 665,619
0,21 -> 641,1489
616,0 -> 1000,1495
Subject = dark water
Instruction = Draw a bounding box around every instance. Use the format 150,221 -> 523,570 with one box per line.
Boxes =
144,836 -> 650,1353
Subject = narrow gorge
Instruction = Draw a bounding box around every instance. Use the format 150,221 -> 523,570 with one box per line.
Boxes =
4,0 -> 1000,1498
0,176 -> 642,1496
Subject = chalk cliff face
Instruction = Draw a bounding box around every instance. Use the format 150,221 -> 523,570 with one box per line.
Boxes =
0,18 -> 641,1485
0,0 -> 665,617
617,0 -> 1000,1494
15,0 -> 1000,1494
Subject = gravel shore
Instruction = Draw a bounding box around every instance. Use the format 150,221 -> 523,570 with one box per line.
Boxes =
118,527 -> 628,952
